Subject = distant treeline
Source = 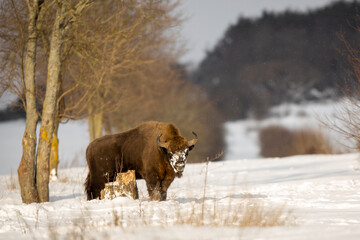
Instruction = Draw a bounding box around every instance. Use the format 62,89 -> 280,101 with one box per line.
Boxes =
0,98 -> 25,122
192,1 -> 360,120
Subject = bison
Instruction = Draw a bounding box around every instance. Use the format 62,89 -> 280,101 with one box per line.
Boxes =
85,121 -> 198,201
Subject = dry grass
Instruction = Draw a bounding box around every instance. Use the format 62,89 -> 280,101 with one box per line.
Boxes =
40,198 -> 292,240
5,171 -> 19,190
239,201 -> 291,227
259,125 -> 335,158
175,199 -> 292,227
105,196 -> 293,229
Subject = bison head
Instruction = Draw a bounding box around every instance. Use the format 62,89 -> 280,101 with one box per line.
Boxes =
157,132 -> 198,176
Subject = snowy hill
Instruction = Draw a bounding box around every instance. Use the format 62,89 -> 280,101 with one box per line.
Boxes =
0,153 -> 359,239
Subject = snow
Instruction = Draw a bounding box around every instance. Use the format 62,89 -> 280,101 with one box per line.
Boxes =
0,100 -> 360,239
0,154 -> 359,239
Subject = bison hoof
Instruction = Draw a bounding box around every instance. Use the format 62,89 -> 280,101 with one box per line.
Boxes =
149,190 -> 167,201
150,191 -> 162,201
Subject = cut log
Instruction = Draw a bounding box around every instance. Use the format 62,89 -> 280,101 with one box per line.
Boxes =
100,170 -> 139,200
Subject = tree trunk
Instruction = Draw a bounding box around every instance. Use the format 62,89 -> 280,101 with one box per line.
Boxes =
100,170 -> 139,200
49,71 -> 64,181
18,0 -> 41,204
88,99 -> 104,141
36,1 -> 66,202
103,113 -> 112,135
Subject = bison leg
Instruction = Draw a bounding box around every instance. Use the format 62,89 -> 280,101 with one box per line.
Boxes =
145,180 -> 162,201
85,173 -> 105,200
145,177 -> 173,201
160,190 -> 167,201
89,183 -> 103,200
159,175 -> 175,201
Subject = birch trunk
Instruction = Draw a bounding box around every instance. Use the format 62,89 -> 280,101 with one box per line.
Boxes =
18,0 -> 41,204
36,1 -> 66,202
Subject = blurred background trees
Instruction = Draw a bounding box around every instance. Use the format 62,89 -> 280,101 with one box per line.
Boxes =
192,1 -> 360,120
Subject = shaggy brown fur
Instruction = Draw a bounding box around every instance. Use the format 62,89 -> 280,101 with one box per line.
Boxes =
85,121 -> 197,201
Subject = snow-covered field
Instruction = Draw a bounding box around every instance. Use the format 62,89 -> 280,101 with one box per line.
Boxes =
1,100 -> 360,239
0,153 -> 359,239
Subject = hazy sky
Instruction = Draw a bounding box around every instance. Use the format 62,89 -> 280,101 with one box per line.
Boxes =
179,0 -> 337,65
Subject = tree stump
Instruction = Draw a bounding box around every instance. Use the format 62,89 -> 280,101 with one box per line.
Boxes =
100,170 -> 139,200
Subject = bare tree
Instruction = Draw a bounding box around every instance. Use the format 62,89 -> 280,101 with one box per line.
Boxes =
0,0 -> 93,203
35,0 -> 93,202
61,0 -> 182,141
17,0 -> 43,204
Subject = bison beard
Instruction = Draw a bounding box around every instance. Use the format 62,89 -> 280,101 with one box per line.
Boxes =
84,121 -> 197,201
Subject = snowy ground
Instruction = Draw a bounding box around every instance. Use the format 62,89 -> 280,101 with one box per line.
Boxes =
1,100 -> 360,239
0,153 -> 359,239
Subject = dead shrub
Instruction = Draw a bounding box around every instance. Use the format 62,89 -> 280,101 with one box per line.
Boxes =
331,32 -> 360,151
259,125 -> 333,158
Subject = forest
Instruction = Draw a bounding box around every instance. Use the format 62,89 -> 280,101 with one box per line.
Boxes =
192,1 -> 360,120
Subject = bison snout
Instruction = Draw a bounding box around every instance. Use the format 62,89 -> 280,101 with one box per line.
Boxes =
175,161 -> 185,171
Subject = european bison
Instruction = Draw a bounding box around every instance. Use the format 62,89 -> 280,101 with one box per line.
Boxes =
85,121 -> 198,201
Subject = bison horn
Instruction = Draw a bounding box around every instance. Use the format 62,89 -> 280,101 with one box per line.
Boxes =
157,134 -> 167,148
188,131 -> 198,147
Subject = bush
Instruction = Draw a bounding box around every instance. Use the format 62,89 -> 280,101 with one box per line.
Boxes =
259,125 -> 333,158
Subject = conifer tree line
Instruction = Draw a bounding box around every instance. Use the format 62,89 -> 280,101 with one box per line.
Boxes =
192,1 -> 360,120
